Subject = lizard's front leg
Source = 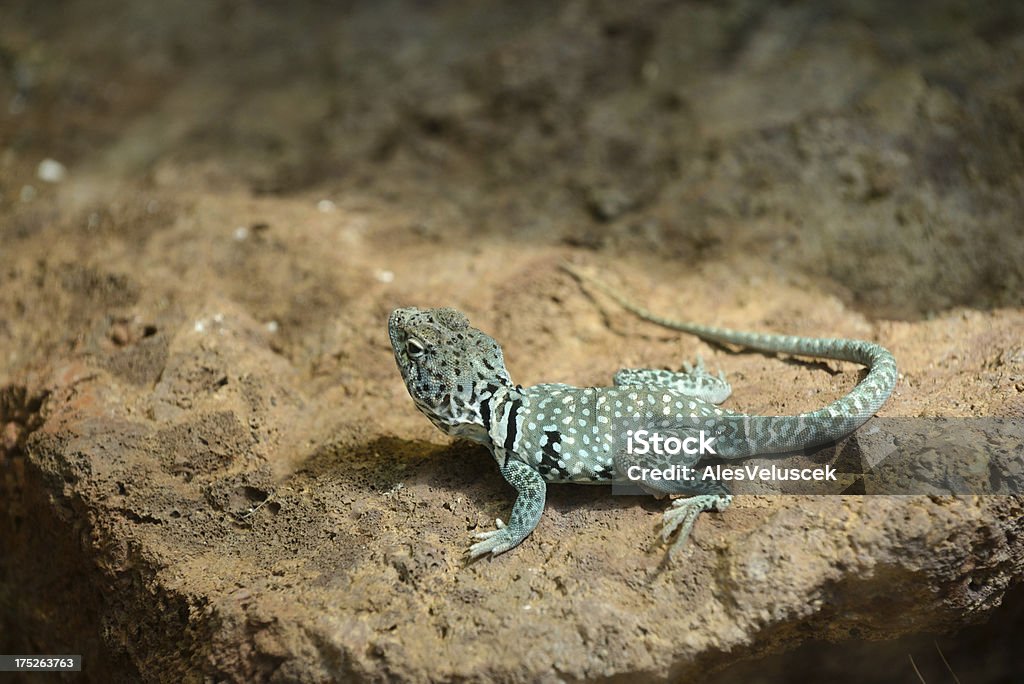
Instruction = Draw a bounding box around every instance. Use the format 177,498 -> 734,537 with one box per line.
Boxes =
468,458 -> 547,559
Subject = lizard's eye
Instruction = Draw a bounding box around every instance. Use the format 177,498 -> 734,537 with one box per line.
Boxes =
406,338 -> 426,357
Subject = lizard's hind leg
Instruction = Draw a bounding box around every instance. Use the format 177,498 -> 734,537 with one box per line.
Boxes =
632,470 -> 731,558
614,356 -> 732,405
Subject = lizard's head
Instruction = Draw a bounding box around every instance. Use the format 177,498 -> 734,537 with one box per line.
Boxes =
389,307 -> 513,439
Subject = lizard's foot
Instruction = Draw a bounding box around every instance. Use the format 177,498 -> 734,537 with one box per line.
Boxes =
661,493 -> 732,558
614,358 -> 732,405
681,355 -> 731,405
467,518 -> 513,559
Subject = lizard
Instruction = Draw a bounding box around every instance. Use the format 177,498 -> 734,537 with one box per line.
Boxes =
388,263 -> 898,559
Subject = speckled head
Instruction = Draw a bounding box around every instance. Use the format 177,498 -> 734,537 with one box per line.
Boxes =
389,307 -> 513,439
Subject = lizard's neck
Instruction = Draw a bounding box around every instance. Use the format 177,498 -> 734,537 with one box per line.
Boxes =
425,377 -> 517,445
478,383 -> 524,450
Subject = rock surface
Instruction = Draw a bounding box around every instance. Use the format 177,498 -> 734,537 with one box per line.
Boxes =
2,0 -> 1023,681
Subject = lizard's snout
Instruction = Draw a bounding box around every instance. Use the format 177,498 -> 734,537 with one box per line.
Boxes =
388,308 -> 413,355
389,307 -> 419,337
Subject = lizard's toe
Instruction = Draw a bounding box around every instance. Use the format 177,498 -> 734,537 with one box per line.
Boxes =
471,517 -> 506,540
467,519 -> 511,558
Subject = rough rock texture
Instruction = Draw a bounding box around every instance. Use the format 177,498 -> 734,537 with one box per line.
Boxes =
2,0 -> 1024,681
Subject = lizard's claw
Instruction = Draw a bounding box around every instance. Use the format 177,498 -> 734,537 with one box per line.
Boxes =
683,356 -> 707,375
467,518 -> 512,559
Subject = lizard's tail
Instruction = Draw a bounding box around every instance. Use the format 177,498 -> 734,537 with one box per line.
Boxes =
562,262 -> 898,457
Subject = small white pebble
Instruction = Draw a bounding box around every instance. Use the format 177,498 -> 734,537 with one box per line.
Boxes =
194,320 -> 206,333
233,226 -> 249,241
375,269 -> 395,284
9,93 -> 26,115
265,320 -> 279,333
317,199 -> 336,213
37,158 -> 67,183
20,185 -> 36,202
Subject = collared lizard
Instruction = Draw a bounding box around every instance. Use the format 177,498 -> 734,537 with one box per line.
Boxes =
388,264 -> 897,558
